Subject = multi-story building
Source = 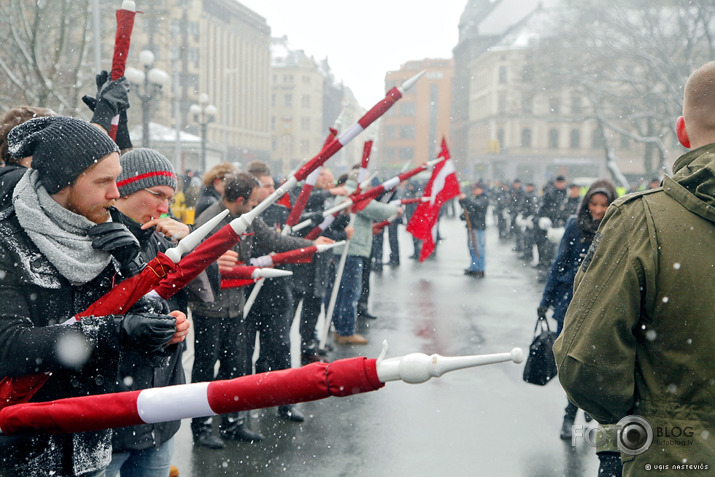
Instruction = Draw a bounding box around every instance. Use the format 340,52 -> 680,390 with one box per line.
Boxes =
269,36 -> 326,175
452,0 -> 665,186
378,59 -> 454,175
116,0 -> 272,173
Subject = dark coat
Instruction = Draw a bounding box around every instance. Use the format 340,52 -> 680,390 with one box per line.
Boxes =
107,209 -> 185,453
538,217 -> 589,325
0,206 -> 122,476
459,193 -> 489,230
194,186 -> 222,219
0,165 -> 26,211
189,201 -> 311,318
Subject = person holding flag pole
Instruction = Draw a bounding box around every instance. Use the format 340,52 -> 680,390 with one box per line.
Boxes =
324,168 -> 402,346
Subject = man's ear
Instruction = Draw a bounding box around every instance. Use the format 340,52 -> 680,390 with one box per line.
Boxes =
235,196 -> 245,206
676,116 -> 691,148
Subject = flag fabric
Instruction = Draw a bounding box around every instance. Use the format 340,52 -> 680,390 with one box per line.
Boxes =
406,138 -> 461,261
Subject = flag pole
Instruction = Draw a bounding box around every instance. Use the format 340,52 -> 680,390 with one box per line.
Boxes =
108,0 -> 138,140
318,213 -> 356,350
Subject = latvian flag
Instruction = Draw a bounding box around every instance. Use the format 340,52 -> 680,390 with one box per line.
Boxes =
406,138 -> 461,262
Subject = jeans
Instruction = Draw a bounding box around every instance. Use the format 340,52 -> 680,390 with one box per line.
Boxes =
105,437 -> 174,477
467,229 -> 485,272
332,256 -> 364,336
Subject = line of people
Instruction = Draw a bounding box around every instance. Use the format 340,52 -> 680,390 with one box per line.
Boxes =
0,70 -> 399,476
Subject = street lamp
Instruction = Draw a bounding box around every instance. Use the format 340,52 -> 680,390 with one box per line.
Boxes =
190,93 -> 217,172
125,49 -> 169,148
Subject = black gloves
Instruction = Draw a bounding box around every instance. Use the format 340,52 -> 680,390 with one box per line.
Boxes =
115,313 -> 176,353
82,70 -> 132,150
306,212 -> 325,228
537,306 -> 549,320
88,222 -> 145,277
114,110 -> 133,151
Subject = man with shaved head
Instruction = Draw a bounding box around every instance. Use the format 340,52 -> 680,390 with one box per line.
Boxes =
554,62 -> 715,476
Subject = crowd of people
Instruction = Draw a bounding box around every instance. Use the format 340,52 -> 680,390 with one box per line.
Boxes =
0,59 -> 712,477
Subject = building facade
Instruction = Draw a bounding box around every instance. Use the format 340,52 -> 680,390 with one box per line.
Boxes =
378,59 -> 454,175
111,0 -> 272,173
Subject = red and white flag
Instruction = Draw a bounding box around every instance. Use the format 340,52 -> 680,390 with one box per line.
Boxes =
406,138 -> 460,262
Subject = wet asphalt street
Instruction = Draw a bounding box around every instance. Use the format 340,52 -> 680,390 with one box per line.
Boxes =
171,213 -> 600,476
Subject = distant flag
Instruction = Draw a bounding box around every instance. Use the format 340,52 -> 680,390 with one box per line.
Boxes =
406,138 -> 461,261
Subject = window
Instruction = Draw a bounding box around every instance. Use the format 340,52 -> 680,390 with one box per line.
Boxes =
521,128 -> 532,148
400,103 -> 415,116
186,48 -> 199,68
570,129 -> 581,149
284,94 -> 292,107
383,125 -> 396,139
400,125 -> 415,139
301,95 -> 310,108
549,128 -> 559,149
522,96 -> 533,114
549,98 -> 560,114
498,93 -> 507,114
301,117 -> 310,131
499,66 -> 507,84
571,96 -> 582,115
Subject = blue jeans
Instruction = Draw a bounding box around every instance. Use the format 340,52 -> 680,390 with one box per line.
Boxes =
105,437 -> 174,477
467,229 -> 485,272
332,256 -> 363,336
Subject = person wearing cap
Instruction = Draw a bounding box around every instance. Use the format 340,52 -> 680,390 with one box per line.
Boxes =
458,182 -> 489,277
105,148 -> 197,477
534,175 -> 568,282
0,117 -> 187,476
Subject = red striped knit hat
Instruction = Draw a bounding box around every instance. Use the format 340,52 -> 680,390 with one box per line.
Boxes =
116,148 -> 177,197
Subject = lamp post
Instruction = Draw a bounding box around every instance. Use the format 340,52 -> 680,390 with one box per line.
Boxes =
125,50 -> 169,148
190,93 -> 217,173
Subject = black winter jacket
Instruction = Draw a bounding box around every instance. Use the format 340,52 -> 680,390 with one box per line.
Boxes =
107,209 -> 185,453
0,206 -> 123,476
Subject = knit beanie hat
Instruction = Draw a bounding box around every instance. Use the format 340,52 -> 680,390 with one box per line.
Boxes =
116,148 -> 177,197
8,116 -> 120,194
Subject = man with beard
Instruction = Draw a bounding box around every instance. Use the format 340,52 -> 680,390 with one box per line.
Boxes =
0,117 -> 184,476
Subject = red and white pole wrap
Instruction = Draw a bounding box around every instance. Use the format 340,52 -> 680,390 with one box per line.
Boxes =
108,0 -> 138,140
0,347 -> 523,436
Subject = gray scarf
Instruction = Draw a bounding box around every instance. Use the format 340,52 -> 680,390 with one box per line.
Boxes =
13,169 -> 112,285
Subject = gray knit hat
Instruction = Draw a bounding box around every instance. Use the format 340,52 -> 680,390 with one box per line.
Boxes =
116,148 -> 177,197
8,116 -> 120,194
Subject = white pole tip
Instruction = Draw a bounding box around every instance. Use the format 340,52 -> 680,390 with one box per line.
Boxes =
511,347 -> 525,364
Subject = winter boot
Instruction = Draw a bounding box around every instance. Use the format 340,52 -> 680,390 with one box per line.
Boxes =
220,412 -> 264,442
278,404 -> 305,422
192,418 -> 225,449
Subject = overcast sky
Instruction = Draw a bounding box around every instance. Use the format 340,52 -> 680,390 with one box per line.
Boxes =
238,1 -> 468,108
